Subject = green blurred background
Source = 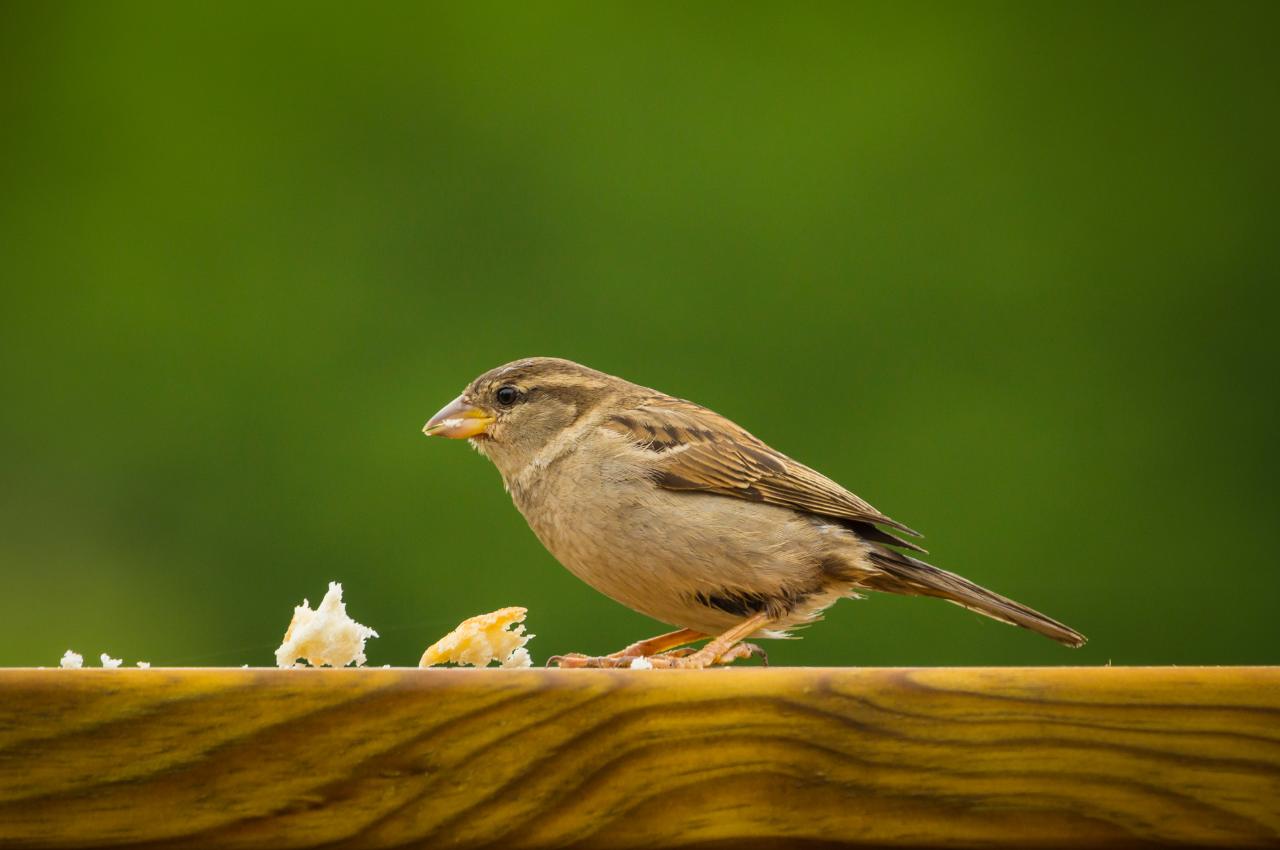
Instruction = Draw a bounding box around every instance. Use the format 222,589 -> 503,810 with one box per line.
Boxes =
2,2 -> 1277,668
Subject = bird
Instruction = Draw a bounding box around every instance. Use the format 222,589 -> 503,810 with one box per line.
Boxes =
422,357 -> 1085,668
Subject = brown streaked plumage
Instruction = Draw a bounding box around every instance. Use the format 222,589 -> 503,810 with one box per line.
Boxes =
423,357 -> 1085,668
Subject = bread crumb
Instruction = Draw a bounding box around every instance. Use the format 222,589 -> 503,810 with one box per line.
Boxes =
100,653 -> 122,668
503,647 -> 532,669
629,656 -> 654,670
136,661 -> 151,669
275,581 -> 379,668
419,607 -> 533,668
60,650 -> 83,669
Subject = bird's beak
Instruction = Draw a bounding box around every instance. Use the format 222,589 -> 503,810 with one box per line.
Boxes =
422,395 -> 495,439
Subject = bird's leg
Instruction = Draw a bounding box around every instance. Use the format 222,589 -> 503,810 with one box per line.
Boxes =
647,612 -> 773,669
548,627 -> 706,668
611,628 -> 706,659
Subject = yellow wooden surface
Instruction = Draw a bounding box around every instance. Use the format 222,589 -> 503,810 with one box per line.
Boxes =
0,667 -> 1276,849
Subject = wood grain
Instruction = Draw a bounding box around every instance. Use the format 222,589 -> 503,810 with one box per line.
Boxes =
0,667 -> 1276,848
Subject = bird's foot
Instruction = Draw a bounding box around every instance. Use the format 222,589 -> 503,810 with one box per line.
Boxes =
547,627 -> 706,668
549,642 -> 766,669
546,648 -> 694,668
548,615 -> 772,669
644,641 -> 767,668
654,611 -> 774,668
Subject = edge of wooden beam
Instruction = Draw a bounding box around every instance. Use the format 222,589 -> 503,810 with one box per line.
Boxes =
0,666 -> 1276,849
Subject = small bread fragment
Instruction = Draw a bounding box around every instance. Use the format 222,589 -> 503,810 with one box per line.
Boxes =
60,650 -> 83,669
100,653 -> 122,669
275,581 -> 379,668
419,607 -> 533,668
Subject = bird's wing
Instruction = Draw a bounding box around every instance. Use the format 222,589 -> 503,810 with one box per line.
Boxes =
602,395 -> 924,549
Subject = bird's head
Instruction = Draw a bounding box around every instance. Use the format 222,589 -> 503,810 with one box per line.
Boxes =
423,357 -> 628,478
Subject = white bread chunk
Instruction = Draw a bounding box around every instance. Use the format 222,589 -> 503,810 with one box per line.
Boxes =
100,653 -> 123,668
60,650 -> 83,669
419,607 -> 533,668
275,582 -> 379,668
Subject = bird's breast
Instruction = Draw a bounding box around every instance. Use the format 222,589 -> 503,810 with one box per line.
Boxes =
504,444 -> 847,633
508,450 -> 651,578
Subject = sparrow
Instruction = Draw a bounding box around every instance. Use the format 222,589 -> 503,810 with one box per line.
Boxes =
423,357 -> 1085,668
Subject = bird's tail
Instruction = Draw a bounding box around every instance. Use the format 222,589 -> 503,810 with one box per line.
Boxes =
861,548 -> 1086,648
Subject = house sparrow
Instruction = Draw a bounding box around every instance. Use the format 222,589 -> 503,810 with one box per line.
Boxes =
423,357 -> 1085,667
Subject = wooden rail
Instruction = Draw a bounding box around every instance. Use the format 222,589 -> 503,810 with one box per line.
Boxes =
0,667 -> 1276,848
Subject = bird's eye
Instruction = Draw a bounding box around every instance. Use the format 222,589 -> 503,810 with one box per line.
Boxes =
495,385 -> 520,407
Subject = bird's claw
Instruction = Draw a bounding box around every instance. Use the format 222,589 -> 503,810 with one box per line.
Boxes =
738,642 -> 769,666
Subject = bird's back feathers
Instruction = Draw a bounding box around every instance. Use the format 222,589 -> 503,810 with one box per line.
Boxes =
603,395 -> 923,543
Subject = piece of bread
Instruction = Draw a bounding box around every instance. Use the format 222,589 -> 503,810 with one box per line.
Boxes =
419,607 -> 533,668
275,581 -> 379,668
59,650 -> 83,669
